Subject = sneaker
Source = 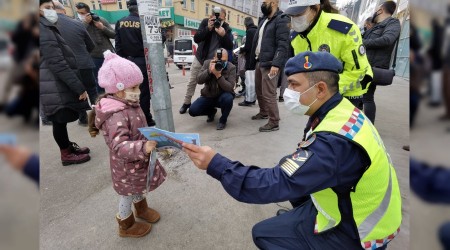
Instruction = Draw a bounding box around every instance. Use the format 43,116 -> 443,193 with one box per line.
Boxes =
251,113 -> 269,120
207,108 -> 217,123
179,103 -> 191,114
278,96 -> 284,102
238,101 -> 256,106
259,123 -> 279,132
235,90 -> 246,97
216,122 -> 226,130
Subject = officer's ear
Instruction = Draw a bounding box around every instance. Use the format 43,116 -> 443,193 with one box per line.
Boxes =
315,81 -> 328,98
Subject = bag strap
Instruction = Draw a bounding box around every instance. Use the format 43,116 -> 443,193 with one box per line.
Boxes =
392,38 -> 399,69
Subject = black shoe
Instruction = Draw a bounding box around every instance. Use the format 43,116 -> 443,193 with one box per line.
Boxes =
216,122 -> 226,130
169,84 -> 174,89
276,209 -> 289,216
42,119 -> 52,126
238,101 -> 256,106
207,108 -> 217,123
278,96 -> 284,102
235,90 -> 246,97
402,145 -> 410,151
179,103 -> 191,114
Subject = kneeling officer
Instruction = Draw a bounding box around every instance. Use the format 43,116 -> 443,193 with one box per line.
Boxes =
183,51 -> 402,250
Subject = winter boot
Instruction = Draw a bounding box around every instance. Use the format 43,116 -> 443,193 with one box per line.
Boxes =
116,212 -> 151,238
134,198 -> 160,223
60,148 -> 90,166
69,141 -> 90,155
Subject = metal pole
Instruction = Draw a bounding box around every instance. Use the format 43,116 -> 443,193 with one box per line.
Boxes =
137,0 -> 175,132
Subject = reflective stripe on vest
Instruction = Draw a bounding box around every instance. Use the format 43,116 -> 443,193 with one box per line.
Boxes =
311,98 -> 402,243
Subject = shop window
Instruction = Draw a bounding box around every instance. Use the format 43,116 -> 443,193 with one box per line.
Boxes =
205,3 -> 209,16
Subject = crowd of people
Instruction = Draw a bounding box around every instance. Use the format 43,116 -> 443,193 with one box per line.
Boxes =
36,0 -> 410,248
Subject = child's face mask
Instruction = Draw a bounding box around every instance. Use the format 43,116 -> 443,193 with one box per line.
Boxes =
123,86 -> 140,102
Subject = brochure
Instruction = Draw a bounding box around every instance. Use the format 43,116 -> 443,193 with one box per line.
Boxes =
138,127 -> 200,150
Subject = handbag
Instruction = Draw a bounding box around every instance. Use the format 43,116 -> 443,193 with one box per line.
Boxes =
371,38 -> 399,86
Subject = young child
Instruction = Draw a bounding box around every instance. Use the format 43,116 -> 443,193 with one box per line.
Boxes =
89,51 -> 166,238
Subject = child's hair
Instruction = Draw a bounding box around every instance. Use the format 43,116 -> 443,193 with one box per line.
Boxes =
88,93 -> 108,138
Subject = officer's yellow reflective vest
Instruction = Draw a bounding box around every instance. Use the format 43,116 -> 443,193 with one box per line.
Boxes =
291,11 -> 373,97
310,98 -> 402,247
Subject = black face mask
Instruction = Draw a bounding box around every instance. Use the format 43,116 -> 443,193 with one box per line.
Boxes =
261,3 -> 272,16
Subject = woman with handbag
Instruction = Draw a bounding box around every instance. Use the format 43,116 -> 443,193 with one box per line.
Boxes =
39,0 -> 91,166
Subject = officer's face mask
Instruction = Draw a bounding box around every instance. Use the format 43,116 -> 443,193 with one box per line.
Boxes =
124,87 -> 141,103
290,8 -> 311,33
283,84 -> 318,116
41,8 -> 58,24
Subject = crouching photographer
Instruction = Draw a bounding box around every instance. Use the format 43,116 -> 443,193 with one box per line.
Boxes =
189,49 -> 236,130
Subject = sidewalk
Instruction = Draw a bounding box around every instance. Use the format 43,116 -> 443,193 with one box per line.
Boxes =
39,68 -> 410,249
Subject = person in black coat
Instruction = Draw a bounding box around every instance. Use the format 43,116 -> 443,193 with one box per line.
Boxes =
39,0 -> 91,166
237,17 -> 258,105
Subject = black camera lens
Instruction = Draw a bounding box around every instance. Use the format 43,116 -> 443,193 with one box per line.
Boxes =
215,61 -> 224,71
214,18 -> 221,28
90,13 -> 100,21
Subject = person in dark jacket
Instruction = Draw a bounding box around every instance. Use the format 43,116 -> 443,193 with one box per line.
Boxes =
54,1 -> 97,126
188,49 -> 236,130
248,0 -> 290,132
237,17 -> 258,105
39,0 -> 91,166
362,1 -> 401,124
114,0 -> 156,126
179,7 -> 233,115
75,2 -> 115,94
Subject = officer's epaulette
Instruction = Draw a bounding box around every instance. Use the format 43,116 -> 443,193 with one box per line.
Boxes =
290,31 -> 300,41
327,19 -> 353,35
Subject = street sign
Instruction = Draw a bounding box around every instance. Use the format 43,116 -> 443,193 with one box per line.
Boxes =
144,15 -> 162,44
138,0 -> 159,16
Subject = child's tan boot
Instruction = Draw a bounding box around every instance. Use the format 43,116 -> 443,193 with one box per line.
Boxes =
134,198 -> 160,223
116,212 -> 151,238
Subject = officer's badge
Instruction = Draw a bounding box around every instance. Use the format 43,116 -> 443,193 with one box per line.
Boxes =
280,149 -> 313,177
299,134 -> 316,148
304,56 -> 312,69
358,45 -> 366,55
318,44 -> 330,53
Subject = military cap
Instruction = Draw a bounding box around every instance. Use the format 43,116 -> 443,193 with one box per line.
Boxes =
284,51 -> 343,76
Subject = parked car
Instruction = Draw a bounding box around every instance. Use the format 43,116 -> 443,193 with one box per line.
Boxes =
173,36 -> 197,70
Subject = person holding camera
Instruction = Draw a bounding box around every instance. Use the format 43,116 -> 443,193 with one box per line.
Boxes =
75,2 -> 115,94
179,7 -> 233,115
188,49 -> 236,130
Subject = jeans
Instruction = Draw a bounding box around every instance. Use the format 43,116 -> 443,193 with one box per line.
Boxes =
189,92 -> 234,124
92,57 -> 105,94
439,222 -> 450,250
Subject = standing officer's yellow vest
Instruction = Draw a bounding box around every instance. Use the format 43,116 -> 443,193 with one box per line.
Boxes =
291,11 -> 373,97
310,98 -> 402,248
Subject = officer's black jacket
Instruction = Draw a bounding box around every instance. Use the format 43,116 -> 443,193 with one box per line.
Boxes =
115,13 -> 145,58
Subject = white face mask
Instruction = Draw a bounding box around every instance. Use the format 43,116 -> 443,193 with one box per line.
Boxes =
41,9 -> 58,24
283,85 -> 317,116
291,9 -> 311,32
77,13 -> 86,22
124,88 -> 141,102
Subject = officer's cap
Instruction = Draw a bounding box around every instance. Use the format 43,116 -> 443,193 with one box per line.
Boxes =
285,0 -> 320,16
284,51 -> 343,77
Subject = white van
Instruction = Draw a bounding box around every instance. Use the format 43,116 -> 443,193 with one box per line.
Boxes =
173,36 -> 198,69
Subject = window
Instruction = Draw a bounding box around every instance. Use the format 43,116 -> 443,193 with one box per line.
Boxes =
159,0 -> 162,7
165,0 -> 172,6
183,0 -> 187,9
92,1 -> 96,10
99,3 -> 102,10
227,11 -> 230,21
237,15 -> 239,24
205,4 -> 209,16
212,5 -> 215,14
190,0 -> 194,11
118,1 -> 123,9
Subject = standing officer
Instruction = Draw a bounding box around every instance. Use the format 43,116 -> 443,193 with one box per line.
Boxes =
115,0 -> 155,126
286,0 -> 373,110
183,51 -> 402,249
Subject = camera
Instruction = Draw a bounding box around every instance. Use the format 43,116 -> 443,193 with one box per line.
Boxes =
90,12 -> 100,22
213,7 -> 222,29
214,49 -> 224,71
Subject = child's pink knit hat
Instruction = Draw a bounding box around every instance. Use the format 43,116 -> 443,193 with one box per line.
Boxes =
98,50 -> 144,94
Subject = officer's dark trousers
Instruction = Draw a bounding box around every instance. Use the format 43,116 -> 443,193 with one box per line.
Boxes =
252,200 -> 388,250
439,222 -> 450,250
127,56 -> 153,125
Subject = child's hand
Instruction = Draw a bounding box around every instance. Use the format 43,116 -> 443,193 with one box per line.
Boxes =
145,141 -> 157,155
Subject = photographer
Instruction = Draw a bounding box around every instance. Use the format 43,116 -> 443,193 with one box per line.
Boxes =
179,7 -> 233,115
188,49 -> 236,130
75,2 -> 115,94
